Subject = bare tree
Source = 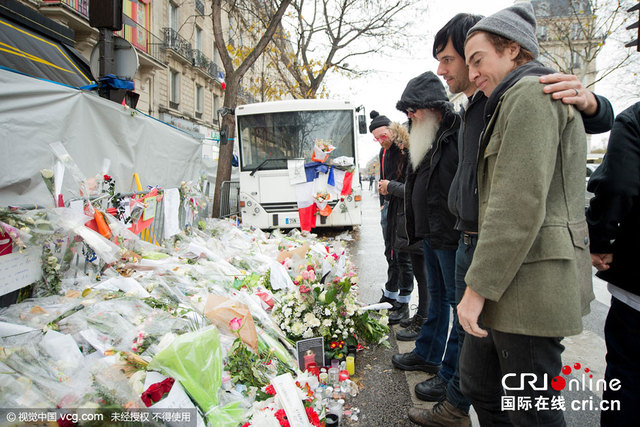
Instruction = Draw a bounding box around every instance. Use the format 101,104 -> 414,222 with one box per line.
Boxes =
534,0 -> 636,88
261,0 -> 414,99
210,0 -> 292,217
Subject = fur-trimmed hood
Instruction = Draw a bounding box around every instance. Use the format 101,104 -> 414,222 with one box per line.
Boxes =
390,122 -> 410,148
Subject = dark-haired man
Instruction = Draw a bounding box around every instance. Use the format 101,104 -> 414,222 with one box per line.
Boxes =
407,8 -> 614,427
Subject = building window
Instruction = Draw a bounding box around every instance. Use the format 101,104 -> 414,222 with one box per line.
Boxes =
537,25 -> 548,42
571,51 -> 582,69
196,84 -> 203,116
571,23 -> 583,40
213,94 -> 219,123
169,2 -> 179,31
170,69 -> 180,108
195,25 -> 202,51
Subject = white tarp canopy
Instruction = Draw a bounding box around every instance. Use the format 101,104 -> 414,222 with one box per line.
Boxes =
0,69 -> 204,206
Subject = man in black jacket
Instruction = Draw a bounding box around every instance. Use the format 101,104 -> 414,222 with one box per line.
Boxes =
370,111 -> 414,324
587,102 -> 640,427
391,72 -> 462,403
407,11 -> 614,427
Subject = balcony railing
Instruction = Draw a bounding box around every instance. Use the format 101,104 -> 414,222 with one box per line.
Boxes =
195,0 -> 205,16
193,49 -> 223,80
163,28 -> 193,62
117,21 -> 166,64
41,0 -> 89,19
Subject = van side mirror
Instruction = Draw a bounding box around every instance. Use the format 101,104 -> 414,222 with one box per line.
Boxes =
358,114 -> 367,134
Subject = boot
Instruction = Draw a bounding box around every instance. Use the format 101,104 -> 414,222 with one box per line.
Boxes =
399,314 -> 415,328
379,290 -> 398,310
395,314 -> 426,341
388,303 -> 409,325
408,399 -> 471,426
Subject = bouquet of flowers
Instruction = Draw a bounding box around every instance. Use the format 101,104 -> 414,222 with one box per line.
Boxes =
311,139 -> 335,163
272,265 -> 359,360
312,191 -> 332,216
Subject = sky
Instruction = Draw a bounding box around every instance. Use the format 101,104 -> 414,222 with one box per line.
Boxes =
323,0 -> 515,167
321,0 -> 638,168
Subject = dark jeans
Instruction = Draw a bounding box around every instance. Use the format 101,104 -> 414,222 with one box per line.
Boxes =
381,202 -> 413,303
410,250 -> 428,317
445,233 -> 475,412
414,238 -> 458,381
460,328 -> 566,426
601,296 -> 640,427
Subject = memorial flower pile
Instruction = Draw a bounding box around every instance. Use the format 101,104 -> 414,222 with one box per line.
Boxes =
0,162 -> 388,426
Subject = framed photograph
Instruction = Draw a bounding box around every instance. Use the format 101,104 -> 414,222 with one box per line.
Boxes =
295,337 -> 325,371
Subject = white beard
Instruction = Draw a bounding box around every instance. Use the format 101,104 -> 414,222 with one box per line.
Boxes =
408,111 -> 440,170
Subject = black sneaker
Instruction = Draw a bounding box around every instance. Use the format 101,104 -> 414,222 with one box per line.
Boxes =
415,375 -> 447,401
395,314 -> 426,341
392,351 -> 441,373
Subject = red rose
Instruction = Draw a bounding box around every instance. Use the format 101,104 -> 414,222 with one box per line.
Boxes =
141,378 -> 175,407
242,423 -> 251,427
104,174 -> 111,181
306,265 -> 314,271
265,384 -> 276,395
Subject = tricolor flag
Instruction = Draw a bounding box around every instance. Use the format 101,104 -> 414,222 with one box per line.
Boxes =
218,71 -> 226,90
295,163 -> 354,232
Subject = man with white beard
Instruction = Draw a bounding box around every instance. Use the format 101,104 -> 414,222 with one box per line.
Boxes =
391,72 -> 462,403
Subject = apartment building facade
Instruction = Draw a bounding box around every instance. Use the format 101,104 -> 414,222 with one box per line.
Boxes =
17,0 -> 245,149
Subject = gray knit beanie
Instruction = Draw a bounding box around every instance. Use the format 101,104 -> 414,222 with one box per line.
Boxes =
467,2 -> 539,58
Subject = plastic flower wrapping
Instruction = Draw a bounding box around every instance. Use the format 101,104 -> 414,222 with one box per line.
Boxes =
0,167 -> 388,425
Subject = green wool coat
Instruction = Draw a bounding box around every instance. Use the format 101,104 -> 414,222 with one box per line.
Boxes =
465,76 -> 594,337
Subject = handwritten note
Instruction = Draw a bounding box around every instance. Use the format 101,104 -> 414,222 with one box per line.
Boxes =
288,159 -> 307,185
0,246 -> 42,296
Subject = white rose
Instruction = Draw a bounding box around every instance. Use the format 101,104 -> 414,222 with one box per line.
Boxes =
291,322 -> 305,336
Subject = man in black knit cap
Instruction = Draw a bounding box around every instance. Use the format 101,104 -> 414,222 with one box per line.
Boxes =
370,111 -> 413,324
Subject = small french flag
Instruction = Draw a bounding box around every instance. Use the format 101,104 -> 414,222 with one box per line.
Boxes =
218,71 -> 226,90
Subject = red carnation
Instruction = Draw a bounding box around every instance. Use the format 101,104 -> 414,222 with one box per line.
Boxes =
265,384 -> 276,395
275,409 -> 290,427
306,406 -> 321,426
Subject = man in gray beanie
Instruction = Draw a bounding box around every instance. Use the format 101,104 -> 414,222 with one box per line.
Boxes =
457,2 -> 593,425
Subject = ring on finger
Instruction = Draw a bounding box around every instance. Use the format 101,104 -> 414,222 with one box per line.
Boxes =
573,88 -> 579,96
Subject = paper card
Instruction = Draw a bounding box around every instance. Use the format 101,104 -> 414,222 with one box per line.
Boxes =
296,337 -> 324,371
272,373 -> 310,427
0,246 -> 42,296
142,196 -> 157,221
288,159 -> 307,185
